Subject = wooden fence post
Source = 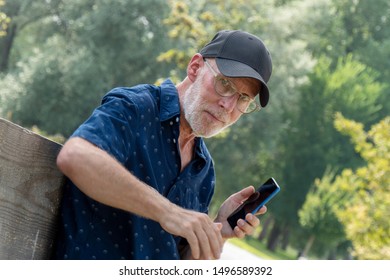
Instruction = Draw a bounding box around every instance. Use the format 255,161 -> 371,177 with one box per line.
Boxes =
0,118 -> 65,259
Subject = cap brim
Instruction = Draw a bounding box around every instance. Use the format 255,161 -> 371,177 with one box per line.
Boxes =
216,58 -> 269,107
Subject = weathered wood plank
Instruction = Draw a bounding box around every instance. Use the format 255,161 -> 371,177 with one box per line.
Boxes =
0,118 -> 65,259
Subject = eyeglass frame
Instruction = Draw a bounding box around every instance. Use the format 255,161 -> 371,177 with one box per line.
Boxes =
203,59 -> 261,114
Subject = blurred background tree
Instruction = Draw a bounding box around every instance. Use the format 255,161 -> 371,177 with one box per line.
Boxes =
0,0 -> 10,37
0,0 -> 172,136
274,54 -> 384,255
300,114 -> 390,259
332,114 -> 390,259
298,170 -> 350,259
0,0 -> 388,259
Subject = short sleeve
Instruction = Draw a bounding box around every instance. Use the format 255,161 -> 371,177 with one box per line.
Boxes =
71,93 -> 138,165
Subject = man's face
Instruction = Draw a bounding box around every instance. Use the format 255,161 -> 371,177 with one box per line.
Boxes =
182,60 -> 259,138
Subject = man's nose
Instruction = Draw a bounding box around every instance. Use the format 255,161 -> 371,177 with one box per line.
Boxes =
218,94 -> 239,113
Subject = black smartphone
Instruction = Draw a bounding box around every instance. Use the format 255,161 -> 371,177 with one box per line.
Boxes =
227,177 -> 281,229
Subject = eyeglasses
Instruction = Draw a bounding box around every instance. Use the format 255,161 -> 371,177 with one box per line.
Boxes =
204,59 -> 260,114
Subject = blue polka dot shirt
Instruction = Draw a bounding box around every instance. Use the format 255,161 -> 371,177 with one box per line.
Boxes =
54,79 -> 215,259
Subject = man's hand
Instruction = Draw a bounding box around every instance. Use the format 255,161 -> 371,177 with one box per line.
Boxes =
159,205 -> 224,260
215,186 -> 267,239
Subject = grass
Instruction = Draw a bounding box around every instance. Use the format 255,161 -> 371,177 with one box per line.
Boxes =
228,237 -> 297,260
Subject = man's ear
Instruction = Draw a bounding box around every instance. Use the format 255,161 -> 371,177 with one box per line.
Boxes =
187,53 -> 204,82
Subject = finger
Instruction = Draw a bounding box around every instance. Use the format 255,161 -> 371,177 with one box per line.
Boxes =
245,213 -> 260,227
237,218 -> 254,236
254,205 -> 267,215
203,222 -> 222,260
196,225 -> 214,260
214,222 -> 224,247
186,231 -> 200,260
233,225 -> 245,239
215,223 -> 224,247
211,223 -> 223,259
233,186 -> 256,203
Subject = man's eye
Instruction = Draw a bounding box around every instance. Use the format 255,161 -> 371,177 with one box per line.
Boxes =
220,79 -> 232,89
240,94 -> 252,102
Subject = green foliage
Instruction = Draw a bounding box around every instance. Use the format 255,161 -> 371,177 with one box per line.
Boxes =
0,0 -> 171,136
0,0 -> 10,37
275,53 -> 385,255
299,114 -> 389,259
296,0 -> 390,119
318,54 -> 383,125
334,0 -> 390,82
331,114 -> 390,259
30,125 -> 66,144
298,170 -> 348,256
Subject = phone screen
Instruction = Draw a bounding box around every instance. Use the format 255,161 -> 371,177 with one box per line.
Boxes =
227,178 -> 280,229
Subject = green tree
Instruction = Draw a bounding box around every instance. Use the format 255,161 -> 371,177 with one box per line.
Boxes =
294,0 -> 390,118
298,170 -> 349,258
0,0 -> 171,136
0,0 -> 10,37
331,113 -> 390,259
262,0 -> 389,255
273,55 -> 384,253
299,113 -> 389,259
0,0 -> 63,72
334,0 -> 390,86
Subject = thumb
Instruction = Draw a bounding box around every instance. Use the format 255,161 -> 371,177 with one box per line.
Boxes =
233,186 -> 256,203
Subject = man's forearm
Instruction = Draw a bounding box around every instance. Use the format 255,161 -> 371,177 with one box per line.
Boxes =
56,137 -> 173,223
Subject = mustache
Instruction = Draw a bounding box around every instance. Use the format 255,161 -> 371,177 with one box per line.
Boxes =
207,109 -> 229,123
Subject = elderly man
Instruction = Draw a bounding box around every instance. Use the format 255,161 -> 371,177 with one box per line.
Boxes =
54,30 -> 273,260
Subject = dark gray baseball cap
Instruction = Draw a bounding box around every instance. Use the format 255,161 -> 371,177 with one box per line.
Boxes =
200,30 -> 272,107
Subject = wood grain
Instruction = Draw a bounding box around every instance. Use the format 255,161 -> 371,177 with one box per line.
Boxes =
0,118 -> 65,259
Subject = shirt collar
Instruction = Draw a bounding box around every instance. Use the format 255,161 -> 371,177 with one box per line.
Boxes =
159,79 -> 180,122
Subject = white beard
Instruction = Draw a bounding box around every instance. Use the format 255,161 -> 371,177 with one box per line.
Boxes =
181,76 -> 236,138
